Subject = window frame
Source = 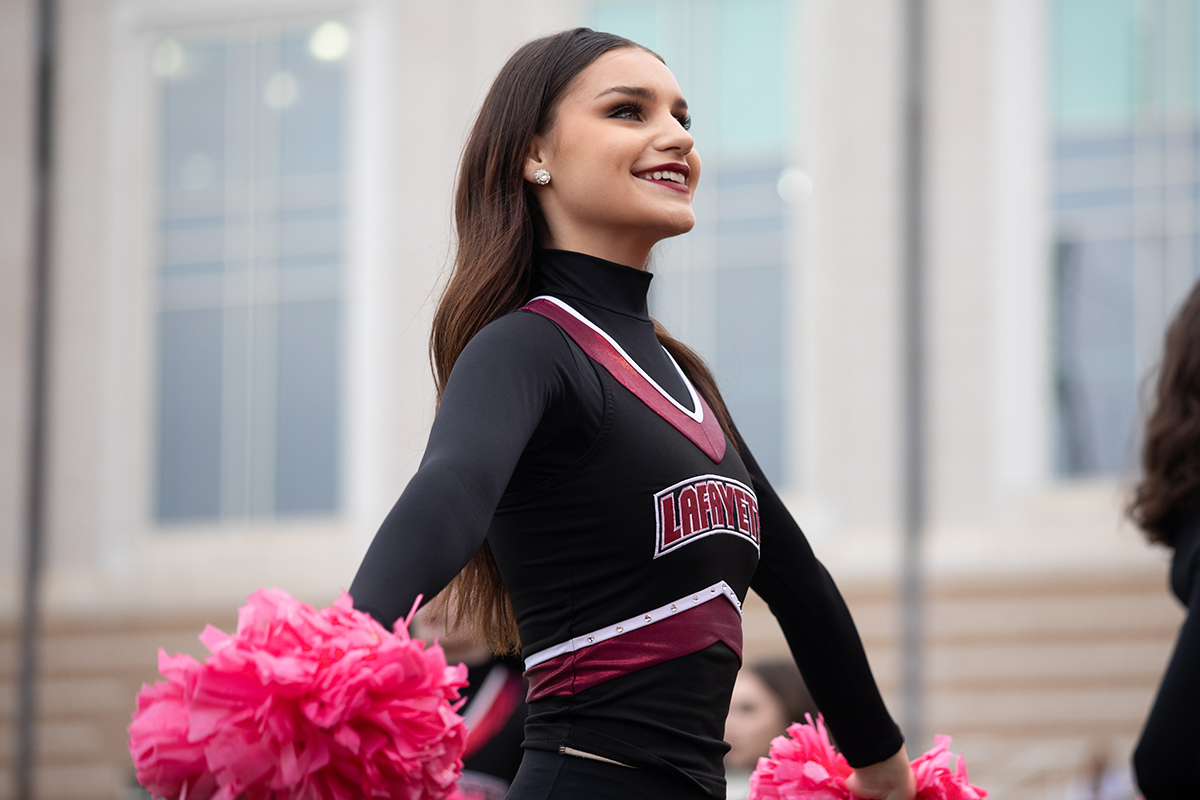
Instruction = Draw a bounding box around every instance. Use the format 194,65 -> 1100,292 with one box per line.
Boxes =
102,0 -> 380,558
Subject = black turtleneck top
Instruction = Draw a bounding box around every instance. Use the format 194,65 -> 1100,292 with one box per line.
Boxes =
1134,506 -> 1200,798
349,250 -> 902,795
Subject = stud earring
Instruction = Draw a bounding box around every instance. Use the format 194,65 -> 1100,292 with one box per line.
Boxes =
533,168 -> 551,185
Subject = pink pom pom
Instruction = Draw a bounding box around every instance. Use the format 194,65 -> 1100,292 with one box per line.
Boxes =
129,589 -> 468,800
749,714 -> 853,800
909,735 -> 987,800
748,714 -> 987,800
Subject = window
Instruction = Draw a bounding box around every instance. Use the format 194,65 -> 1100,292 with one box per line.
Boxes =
587,0 -> 797,483
1051,0 -> 1200,475
152,21 -> 350,521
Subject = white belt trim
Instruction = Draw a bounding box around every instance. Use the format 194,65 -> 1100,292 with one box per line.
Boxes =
523,581 -> 743,671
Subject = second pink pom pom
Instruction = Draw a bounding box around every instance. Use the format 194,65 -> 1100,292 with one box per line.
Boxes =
748,714 -> 987,800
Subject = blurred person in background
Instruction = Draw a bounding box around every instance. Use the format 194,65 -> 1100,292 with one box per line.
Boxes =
410,607 -> 527,800
349,27 -> 914,799
1127,278 -> 1200,799
724,660 -> 820,800
1062,748 -> 1137,800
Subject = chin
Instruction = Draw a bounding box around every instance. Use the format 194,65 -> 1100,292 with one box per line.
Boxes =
659,218 -> 696,239
646,209 -> 696,238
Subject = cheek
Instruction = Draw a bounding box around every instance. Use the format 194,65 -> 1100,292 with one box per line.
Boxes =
686,151 -> 702,189
563,148 -> 630,196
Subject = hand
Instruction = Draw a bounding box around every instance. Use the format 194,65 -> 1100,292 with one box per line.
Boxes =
844,745 -> 916,800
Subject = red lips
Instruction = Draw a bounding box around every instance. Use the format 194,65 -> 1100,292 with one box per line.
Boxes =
634,162 -> 691,193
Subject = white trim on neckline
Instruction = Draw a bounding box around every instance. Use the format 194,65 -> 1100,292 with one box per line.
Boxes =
528,295 -> 702,422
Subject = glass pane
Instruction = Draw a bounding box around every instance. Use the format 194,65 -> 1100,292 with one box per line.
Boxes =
154,23 -> 346,523
713,163 -> 787,482
588,2 -> 662,52
162,217 -> 226,276
279,208 -> 342,264
1054,239 -> 1138,473
1051,1 -> 1200,476
280,27 -> 346,176
157,308 -> 223,520
275,299 -> 340,514
718,0 -> 788,154
159,38 -> 227,192
1052,0 -> 1136,130
717,260 -> 785,480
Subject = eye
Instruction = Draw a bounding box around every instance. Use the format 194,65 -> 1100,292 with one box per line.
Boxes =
676,113 -> 692,131
610,102 -> 644,121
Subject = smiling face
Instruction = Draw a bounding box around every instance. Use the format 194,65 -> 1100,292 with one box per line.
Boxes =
525,47 -> 701,268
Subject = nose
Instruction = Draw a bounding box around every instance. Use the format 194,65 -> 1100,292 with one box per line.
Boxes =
654,113 -> 694,156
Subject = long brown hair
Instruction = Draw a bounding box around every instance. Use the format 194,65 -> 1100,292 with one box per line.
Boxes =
1128,279 -> 1200,545
428,28 -> 738,654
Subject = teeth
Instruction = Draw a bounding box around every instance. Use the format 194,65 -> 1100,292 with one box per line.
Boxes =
641,170 -> 685,184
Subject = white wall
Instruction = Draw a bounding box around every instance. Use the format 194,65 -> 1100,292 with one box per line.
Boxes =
798,0 -> 905,556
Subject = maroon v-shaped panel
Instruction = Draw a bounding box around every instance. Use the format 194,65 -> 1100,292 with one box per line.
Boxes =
522,297 -> 727,464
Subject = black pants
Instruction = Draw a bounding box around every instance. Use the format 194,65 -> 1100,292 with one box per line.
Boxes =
504,749 -> 711,800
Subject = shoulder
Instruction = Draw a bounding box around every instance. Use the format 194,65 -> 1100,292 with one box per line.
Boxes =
449,309 -> 584,387
476,307 -> 568,342
458,309 -> 571,362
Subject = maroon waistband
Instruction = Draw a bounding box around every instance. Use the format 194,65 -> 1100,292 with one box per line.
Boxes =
523,598 -> 743,703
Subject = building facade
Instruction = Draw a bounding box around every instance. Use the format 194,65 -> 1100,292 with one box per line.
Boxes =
0,1 -> 1190,798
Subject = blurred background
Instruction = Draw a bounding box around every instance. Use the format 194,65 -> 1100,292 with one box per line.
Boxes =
1,0 -> 1196,798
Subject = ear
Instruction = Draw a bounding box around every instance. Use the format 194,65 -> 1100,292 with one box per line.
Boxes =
524,135 -> 549,185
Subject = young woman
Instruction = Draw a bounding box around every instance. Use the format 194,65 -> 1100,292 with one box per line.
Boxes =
349,28 -> 915,800
1128,279 -> 1200,799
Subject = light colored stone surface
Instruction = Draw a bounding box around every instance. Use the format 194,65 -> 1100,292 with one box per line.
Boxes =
35,764 -> 125,800
0,1 -> 1182,798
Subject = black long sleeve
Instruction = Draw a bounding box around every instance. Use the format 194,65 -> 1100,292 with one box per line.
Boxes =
1134,513 -> 1200,797
348,311 -> 594,628
742,441 -> 904,768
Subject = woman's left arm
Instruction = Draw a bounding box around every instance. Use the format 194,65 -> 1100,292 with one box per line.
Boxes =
741,439 -> 908,784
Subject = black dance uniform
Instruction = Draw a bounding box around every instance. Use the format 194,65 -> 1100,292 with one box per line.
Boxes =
350,249 -> 902,798
1133,506 -> 1200,798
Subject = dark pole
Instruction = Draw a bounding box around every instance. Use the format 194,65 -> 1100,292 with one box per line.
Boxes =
17,0 -> 56,797
900,0 -> 927,751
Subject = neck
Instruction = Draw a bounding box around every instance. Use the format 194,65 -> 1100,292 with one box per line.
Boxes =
543,228 -> 657,270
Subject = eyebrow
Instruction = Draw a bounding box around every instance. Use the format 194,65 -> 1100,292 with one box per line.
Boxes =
595,85 -> 689,111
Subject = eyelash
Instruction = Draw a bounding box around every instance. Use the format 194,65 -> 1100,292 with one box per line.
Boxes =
611,102 -> 692,131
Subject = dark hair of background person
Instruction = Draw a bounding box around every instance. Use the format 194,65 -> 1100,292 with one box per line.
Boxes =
1128,279 -> 1200,546
428,27 -> 740,654
747,660 -> 819,728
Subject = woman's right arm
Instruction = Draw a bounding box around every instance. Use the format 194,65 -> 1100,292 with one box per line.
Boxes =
348,312 -> 582,628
